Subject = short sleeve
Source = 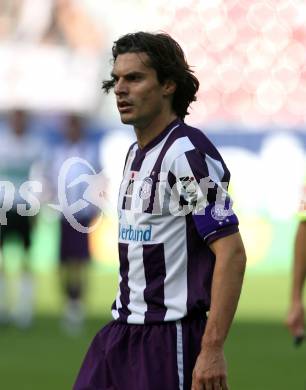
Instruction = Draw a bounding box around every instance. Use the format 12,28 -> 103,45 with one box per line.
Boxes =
168,148 -> 239,244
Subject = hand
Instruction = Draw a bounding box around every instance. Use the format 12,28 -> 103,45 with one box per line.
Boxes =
191,347 -> 229,390
286,301 -> 304,337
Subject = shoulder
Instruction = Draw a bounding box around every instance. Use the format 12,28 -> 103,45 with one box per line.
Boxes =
178,122 -> 223,160
163,121 -> 223,168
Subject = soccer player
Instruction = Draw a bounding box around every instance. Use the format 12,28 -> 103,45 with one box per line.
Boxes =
47,113 -> 101,333
286,182 -> 306,343
74,32 -> 246,390
0,109 -> 43,328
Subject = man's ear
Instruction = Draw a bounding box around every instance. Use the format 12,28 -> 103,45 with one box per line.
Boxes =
163,79 -> 176,96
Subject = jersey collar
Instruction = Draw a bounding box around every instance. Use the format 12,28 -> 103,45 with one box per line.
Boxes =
137,118 -> 182,155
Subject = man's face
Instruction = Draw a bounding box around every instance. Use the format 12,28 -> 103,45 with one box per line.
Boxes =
112,52 -> 170,128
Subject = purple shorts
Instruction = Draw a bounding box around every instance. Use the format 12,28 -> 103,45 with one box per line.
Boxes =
73,314 -> 206,390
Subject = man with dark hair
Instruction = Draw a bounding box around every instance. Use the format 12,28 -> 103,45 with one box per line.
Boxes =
74,32 -> 246,390
102,32 -> 199,120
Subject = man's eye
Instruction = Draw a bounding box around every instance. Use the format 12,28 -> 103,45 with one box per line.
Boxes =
128,75 -> 141,81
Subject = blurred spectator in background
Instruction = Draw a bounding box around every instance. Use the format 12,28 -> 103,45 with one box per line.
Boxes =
0,0 -> 103,51
0,0 -> 105,117
0,0 -> 53,42
0,109 -> 43,328
286,179 -> 306,342
43,0 -> 102,51
46,113 -> 102,333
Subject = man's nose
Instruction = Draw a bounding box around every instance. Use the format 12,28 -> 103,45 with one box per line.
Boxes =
114,79 -> 128,95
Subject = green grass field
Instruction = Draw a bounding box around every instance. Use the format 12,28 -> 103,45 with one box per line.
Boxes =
0,270 -> 305,390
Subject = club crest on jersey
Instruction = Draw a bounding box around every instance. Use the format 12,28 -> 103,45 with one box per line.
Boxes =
139,177 -> 153,200
211,204 -> 230,221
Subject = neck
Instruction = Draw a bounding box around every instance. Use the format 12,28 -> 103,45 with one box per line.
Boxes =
135,112 -> 178,149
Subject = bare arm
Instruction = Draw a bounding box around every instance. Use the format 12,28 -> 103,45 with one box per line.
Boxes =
192,232 -> 246,390
286,221 -> 306,337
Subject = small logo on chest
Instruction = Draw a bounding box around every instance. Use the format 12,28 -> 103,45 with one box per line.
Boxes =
139,177 -> 153,200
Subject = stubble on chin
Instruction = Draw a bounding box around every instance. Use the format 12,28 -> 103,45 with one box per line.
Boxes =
120,115 -> 134,125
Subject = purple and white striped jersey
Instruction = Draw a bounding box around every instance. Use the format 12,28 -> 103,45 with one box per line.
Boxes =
111,118 -> 239,324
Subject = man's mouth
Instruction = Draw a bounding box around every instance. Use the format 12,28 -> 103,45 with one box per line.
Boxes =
117,102 -> 133,113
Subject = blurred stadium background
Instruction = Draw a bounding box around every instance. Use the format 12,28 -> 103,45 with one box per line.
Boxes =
0,0 -> 305,389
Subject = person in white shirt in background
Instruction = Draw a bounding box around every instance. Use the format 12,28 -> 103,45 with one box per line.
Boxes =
0,109 -> 43,328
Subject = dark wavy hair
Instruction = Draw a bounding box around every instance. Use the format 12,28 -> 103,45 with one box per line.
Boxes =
102,32 -> 199,120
